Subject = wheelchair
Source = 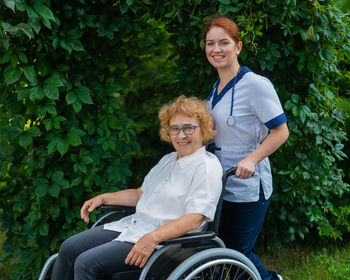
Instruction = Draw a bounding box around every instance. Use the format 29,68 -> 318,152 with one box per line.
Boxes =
38,167 -> 261,280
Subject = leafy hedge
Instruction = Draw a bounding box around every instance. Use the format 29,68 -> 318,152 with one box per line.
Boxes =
0,0 -> 349,278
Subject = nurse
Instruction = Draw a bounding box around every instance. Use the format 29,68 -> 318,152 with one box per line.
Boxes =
202,15 -> 289,280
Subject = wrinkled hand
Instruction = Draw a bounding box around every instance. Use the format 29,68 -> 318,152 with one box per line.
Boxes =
125,232 -> 158,268
80,195 -> 103,223
235,158 -> 255,179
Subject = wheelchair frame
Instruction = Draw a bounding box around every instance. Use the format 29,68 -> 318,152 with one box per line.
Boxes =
39,167 -> 262,280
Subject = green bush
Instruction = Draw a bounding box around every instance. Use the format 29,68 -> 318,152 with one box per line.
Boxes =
0,0 -> 349,278
0,0 -> 140,278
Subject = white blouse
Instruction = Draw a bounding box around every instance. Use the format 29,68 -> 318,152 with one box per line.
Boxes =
104,146 -> 223,243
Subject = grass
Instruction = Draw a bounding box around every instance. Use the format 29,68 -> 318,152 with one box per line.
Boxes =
258,241 -> 350,280
0,231 -> 349,279
0,231 -> 12,280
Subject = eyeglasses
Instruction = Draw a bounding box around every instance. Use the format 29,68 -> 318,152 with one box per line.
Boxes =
167,124 -> 200,136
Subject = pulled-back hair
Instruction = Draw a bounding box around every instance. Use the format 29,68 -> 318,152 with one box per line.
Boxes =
159,96 -> 216,143
201,14 -> 241,43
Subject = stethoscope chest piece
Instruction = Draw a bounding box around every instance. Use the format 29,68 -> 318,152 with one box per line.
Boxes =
227,116 -> 236,127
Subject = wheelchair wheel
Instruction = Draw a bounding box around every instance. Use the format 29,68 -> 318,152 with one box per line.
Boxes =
167,248 -> 261,280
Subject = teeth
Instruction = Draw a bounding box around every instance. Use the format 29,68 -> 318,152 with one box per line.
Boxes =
213,56 -> 224,59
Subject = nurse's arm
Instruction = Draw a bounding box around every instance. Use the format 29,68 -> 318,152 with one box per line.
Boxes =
125,213 -> 205,268
236,122 -> 289,178
80,187 -> 143,223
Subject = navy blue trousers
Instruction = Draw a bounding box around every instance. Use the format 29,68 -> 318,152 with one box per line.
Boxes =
219,187 -> 278,280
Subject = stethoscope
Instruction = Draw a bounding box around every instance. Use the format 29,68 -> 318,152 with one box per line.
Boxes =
208,66 -> 241,127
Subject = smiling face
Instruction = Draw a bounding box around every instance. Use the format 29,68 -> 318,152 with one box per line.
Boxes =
205,26 -> 242,70
169,113 -> 204,159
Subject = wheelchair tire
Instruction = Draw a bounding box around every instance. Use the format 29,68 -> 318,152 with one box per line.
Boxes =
167,248 -> 261,280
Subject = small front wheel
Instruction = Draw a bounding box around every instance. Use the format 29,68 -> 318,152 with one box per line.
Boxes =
167,248 -> 261,280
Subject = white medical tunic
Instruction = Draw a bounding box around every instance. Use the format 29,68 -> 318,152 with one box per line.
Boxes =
208,68 -> 287,202
104,146 -> 223,243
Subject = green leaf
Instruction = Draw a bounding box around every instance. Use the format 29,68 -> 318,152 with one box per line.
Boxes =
26,6 -> 39,18
12,114 -> 25,129
33,2 -> 55,20
77,86 -> 93,104
44,85 -> 59,100
67,133 -> 82,146
47,139 -> 57,154
18,53 -> 27,63
57,139 -> 70,156
73,99 -> 82,113
71,176 -> 82,187
28,126 -> 41,137
39,223 -> 49,236
41,16 -> 52,29
33,178 -> 49,197
23,66 -> 37,85
119,2 -> 128,14
325,90 -> 334,99
29,87 -> 44,101
44,76 -> 64,87
60,179 -> 70,189
45,104 -> 57,115
66,92 -> 77,104
19,133 -> 32,148
43,119 -> 52,131
52,171 -> 64,181
49,205 -> 60,218
59,197 -> 68,208
4,65 -> 21,85
81,156 -> 93,165
291,94 -> 299,103
4,0 -> 16,12
48,183 -> 60,198
219,0 -> 231,4
0,52 -> 11,64
72,187 -> 83,199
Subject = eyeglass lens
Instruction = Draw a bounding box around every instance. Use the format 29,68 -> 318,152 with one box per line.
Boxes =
168,125 -> 197,136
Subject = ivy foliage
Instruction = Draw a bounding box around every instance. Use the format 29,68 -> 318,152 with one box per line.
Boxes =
0,0 -> 349,279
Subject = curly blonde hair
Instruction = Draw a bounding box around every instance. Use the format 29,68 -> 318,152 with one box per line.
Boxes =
159,96 -> 216,143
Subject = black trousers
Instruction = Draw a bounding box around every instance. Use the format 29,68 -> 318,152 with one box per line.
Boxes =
51,225 -> 138,280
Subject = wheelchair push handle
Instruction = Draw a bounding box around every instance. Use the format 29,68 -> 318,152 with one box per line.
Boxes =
223,166 -> 255,180
224,166 -> 237,179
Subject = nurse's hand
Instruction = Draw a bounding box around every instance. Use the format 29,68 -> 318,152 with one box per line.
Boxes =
125,232 -> 157,268
235,158 -> 255,179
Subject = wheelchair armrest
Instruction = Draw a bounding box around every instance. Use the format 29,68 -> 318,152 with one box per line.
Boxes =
159,231 -> 216,246
97,205 -> 136,214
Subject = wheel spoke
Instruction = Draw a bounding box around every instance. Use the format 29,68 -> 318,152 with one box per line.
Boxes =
224,264 -> 232,280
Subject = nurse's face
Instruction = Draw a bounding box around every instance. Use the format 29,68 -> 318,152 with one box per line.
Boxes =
168,113 -> 204,159
205,26 -> 242,70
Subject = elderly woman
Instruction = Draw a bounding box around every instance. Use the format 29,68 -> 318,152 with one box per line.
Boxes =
51,96 -> 223,280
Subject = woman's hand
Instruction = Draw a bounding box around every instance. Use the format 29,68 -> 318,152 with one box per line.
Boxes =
235,157 -> 255,179
80,195 -> 104,223
235,123 -> 289,179
125,232 -> 158,268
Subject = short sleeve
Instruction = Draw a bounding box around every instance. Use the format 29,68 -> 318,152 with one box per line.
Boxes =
184,160 -> 222,221
250,76 -> 287,129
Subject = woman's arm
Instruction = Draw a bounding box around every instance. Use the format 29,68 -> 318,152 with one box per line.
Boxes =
125,213 -> 205,268
236,122 -> 289,179
80,187 -> 143,223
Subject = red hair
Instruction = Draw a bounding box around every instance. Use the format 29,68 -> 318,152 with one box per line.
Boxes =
202,14 -> 241,43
